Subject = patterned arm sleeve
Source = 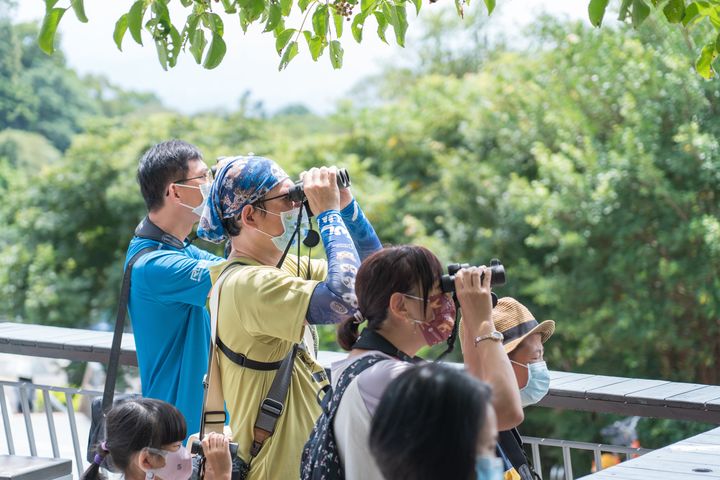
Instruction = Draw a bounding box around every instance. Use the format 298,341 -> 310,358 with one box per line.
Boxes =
306,209 -> 361,325
339,199 -> 382,261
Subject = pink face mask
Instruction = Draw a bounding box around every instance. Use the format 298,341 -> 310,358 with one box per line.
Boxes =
403,293 -> 456,345
144,445 -> 192,480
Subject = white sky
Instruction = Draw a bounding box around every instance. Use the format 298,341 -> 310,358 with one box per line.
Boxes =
15,0 -> 586,114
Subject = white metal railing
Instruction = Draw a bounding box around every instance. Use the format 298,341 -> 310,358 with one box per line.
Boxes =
522,435 -> 653,479
0,376 -> 657,480
0,379 -> 128,478
0,334 -> 713,479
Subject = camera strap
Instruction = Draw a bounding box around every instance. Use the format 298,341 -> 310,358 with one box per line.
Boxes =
352,329 -> 419,363
103,218 -> 198,416
134,216 -> 189,249
498,429 -> 542,480
101,245 -> 157,415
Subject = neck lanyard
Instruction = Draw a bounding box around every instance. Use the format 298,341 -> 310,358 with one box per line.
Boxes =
352,329 -> 418,363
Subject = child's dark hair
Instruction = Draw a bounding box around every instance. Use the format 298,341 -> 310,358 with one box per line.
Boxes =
81,398 -> 187,480
369,363 -> 493,480
337,245 -> 443,351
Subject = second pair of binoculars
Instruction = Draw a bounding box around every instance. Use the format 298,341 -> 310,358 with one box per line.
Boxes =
440,259 -> 506,293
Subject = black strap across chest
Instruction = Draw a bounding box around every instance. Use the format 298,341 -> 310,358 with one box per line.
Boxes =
352,329 -> 419,363
134,216 -> 187,249
498,428 -> 542,480
216,336 -> 283,370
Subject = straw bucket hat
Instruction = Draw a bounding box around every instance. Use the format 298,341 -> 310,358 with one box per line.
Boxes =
491,297 -> 555,354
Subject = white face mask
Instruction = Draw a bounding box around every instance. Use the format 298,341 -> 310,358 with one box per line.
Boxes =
254,206 -> 310,252
176,182 -> 211,217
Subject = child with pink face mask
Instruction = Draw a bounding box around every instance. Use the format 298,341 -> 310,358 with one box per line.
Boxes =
82,398 -> 231,480
302,245 -> 523,480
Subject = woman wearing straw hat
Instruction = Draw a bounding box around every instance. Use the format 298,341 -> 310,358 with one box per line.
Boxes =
492,297 -> 555,480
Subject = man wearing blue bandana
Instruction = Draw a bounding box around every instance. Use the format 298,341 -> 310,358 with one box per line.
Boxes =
197,156 -> 381,480
125,140 -> 224,442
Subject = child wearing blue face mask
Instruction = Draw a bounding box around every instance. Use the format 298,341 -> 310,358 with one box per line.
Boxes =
492,297 -> 556,480
369,363 -> 505,480
81,398 -> 232,480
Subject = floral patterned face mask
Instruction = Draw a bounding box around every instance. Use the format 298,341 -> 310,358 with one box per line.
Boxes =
403,293 -> 456,345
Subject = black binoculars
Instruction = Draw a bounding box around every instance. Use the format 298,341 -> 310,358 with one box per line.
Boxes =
191,439 -> 239,459
440,259 -> 506,293
288,168 -> 352,202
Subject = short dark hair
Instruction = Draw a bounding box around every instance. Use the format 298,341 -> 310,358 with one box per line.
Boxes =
137,139 -> 203,211
337,245 -> 443,350
369,363 -> 493,480
82,398 -> 187,480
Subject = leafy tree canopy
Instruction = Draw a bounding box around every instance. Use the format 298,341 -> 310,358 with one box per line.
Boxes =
38,0 -> 720,77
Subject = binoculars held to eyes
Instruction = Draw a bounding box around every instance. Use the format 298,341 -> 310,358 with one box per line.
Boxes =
440,259 -> 506,293
287,168 -> 352,203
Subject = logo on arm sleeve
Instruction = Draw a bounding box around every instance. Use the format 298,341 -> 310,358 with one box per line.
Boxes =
190,260 -> 211,282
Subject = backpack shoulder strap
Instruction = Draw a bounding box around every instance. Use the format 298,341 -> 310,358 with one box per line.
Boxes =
199,261 -> 244,437
498,428 -> 541,480
325,354 -> 389,418
101,246 -> 157,414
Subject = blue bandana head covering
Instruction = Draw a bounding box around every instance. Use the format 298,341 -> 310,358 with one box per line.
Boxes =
197,156 -> 289,243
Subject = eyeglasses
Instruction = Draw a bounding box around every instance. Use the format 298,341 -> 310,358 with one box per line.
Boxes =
174,170 -> 213,185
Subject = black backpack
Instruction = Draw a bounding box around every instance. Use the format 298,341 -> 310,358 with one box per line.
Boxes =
300,354 -> 388,480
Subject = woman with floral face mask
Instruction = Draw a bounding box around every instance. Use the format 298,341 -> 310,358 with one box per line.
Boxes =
81,398 -> 231,480
303,245 -> 523,480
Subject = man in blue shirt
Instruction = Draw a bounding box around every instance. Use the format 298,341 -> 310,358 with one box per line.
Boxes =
125,140 -> 223,439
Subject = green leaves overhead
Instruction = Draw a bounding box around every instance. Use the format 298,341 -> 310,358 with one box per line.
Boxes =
329,39 -> 343,67
204,32 -> 227,69
588,0 -> 610,27
38,7 -> 65,54
304,30 -> 327,60
312,4 -> 329,37
278,40 -> 298,70
696,42 -> 717,78
483,0 -> 495,15
70,0 -> 88,23
37,0 -> 720,78
375,11 -> 388,43
631,0 -> 651,27
351,11 -> 368,43
585,0 -> 720,78
264,3 -> 282,32
663,0 -> 685,23
275,28 -> 296,53
127,0 -> 145,45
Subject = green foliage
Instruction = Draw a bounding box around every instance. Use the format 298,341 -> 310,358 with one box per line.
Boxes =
0,129 -> 61,169
589,0 -> 720,78
34,0 -> 720,77
0,16 -> 164,151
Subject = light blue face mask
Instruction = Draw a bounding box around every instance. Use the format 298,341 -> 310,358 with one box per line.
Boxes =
475,455 -> 504,480
513,360 -> 551,407
255,206 -> 310,252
